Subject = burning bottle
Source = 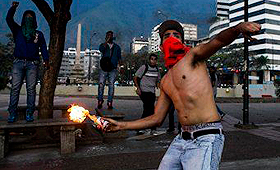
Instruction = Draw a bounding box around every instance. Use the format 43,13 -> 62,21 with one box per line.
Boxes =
67,104 -> 109,132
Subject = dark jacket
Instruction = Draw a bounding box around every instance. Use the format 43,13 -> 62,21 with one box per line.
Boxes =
6,6 -> 49,62
99,43 -> 121,68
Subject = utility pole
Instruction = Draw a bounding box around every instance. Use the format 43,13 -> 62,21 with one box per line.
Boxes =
87,32 -> 96,84
157,10 -> 168,20
243,0 -> 249,125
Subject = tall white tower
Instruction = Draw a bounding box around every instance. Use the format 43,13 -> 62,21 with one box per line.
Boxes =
75,23 -> 81,65
71,23 -> 84,81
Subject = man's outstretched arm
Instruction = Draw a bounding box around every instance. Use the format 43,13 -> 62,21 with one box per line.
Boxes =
104,89 -> 172,132
192,22 -> 261,62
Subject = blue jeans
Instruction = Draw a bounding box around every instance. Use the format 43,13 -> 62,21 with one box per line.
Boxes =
158,133 -> 224,170
97,69 -> 117,102
8,59 -> 38,115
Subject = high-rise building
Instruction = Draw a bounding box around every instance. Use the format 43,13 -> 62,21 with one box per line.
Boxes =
149,22 -> 197,53
83,49 -> 102,79
130,36 -> 149,54
216,0 -> 230,18
209,0 -> 280,82
59,48 -> 101,79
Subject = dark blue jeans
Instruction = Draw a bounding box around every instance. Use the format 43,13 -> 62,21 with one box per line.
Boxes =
98,69 -> 118,102
8,59 -> 38,115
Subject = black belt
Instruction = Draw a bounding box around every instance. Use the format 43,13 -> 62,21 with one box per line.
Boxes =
16,58 -> 39,62
182,129 -> 222,140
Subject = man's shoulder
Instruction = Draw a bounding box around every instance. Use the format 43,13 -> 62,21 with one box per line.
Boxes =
137,64 -> 146,71
35,30 -> 44,36
114,43 -> 121,48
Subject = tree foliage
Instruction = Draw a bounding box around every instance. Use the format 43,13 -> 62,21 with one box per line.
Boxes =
208,45 -> 244,70
0,34 -> 14,90
208,45 -> 269,71
251,55 -> 270,70
117,51 -> 166,85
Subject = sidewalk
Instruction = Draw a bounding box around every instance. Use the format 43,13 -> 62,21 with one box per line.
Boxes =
0,94 -> 280,169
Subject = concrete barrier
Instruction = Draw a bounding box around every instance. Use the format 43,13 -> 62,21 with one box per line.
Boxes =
0,84 -> 276,98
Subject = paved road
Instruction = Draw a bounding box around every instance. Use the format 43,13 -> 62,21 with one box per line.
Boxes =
0,94 -> 280,169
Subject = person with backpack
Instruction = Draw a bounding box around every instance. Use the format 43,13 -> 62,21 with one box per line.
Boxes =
97,31 -> 122,109
133,53 -> 161,135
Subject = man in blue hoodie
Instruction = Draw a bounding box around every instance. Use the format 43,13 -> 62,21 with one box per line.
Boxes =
97,31 -> 121,109
6,1 -> 49,123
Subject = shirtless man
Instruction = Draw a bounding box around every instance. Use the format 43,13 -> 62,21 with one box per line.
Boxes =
104,20 -> 261,169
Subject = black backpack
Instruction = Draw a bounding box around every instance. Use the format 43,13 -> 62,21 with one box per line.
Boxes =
100,45 -> 115,72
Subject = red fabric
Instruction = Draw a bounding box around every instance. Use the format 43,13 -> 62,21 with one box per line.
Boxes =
162,37 -> 190,69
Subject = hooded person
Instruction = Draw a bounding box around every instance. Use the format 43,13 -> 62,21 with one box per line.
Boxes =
6,2 -> 49,123
21,10 -> 37,42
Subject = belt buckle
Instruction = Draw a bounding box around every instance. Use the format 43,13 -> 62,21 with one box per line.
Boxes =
181,131 -> 195,140
190,131 -> 194,139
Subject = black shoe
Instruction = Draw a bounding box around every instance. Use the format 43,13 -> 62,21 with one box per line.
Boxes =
136,130 -> 145,135
107,102 -> 113,110
97,100 -> 104,109
167,128 -> 175,133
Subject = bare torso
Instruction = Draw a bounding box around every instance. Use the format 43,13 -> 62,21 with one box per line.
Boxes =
160,52 -> 220,126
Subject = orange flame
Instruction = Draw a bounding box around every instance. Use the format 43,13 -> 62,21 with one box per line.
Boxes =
67,104 -> 109,131
67,104 -> 89,123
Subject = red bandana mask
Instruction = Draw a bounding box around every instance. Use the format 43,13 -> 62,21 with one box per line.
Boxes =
162,36 -> 190,69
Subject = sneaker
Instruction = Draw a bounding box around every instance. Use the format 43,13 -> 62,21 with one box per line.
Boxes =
136,130 -> 145,135
107,102 -> 113,110
144,129 -> 152,135
97,100 -> 104,109
220,113 -> 226,119
8,113 -> 18,123
26,112 -> 34,122
150,130 -> 161,136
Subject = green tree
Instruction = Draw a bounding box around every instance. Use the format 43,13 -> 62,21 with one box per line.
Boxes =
208,45 -> 269,72
251,55 -> 270,70
0,34 -> 14,90
208,46 -> 244,71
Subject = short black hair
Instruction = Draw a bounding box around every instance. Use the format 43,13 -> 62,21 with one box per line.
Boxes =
106,31 -> 113,34
149,53 -> 157,60
158,20 -> 184,44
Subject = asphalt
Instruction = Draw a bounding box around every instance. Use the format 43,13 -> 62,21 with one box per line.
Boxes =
0,94 -> 280,170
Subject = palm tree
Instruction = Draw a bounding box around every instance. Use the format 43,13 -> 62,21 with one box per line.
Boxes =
251,55 -> 270,70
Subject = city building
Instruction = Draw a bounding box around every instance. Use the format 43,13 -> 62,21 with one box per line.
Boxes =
209,0 -> 280,83
149,22 -> 197,53
59,48 -> 101,79
83,49 -> 102,80
130,36 -> 149,54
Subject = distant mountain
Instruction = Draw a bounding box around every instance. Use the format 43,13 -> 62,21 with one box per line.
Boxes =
0,0 -> 215,52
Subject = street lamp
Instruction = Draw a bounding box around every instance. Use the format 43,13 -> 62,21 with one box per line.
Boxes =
157,10 -> 168,20
243,0 -> 249,125
88,32 -> 97,84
